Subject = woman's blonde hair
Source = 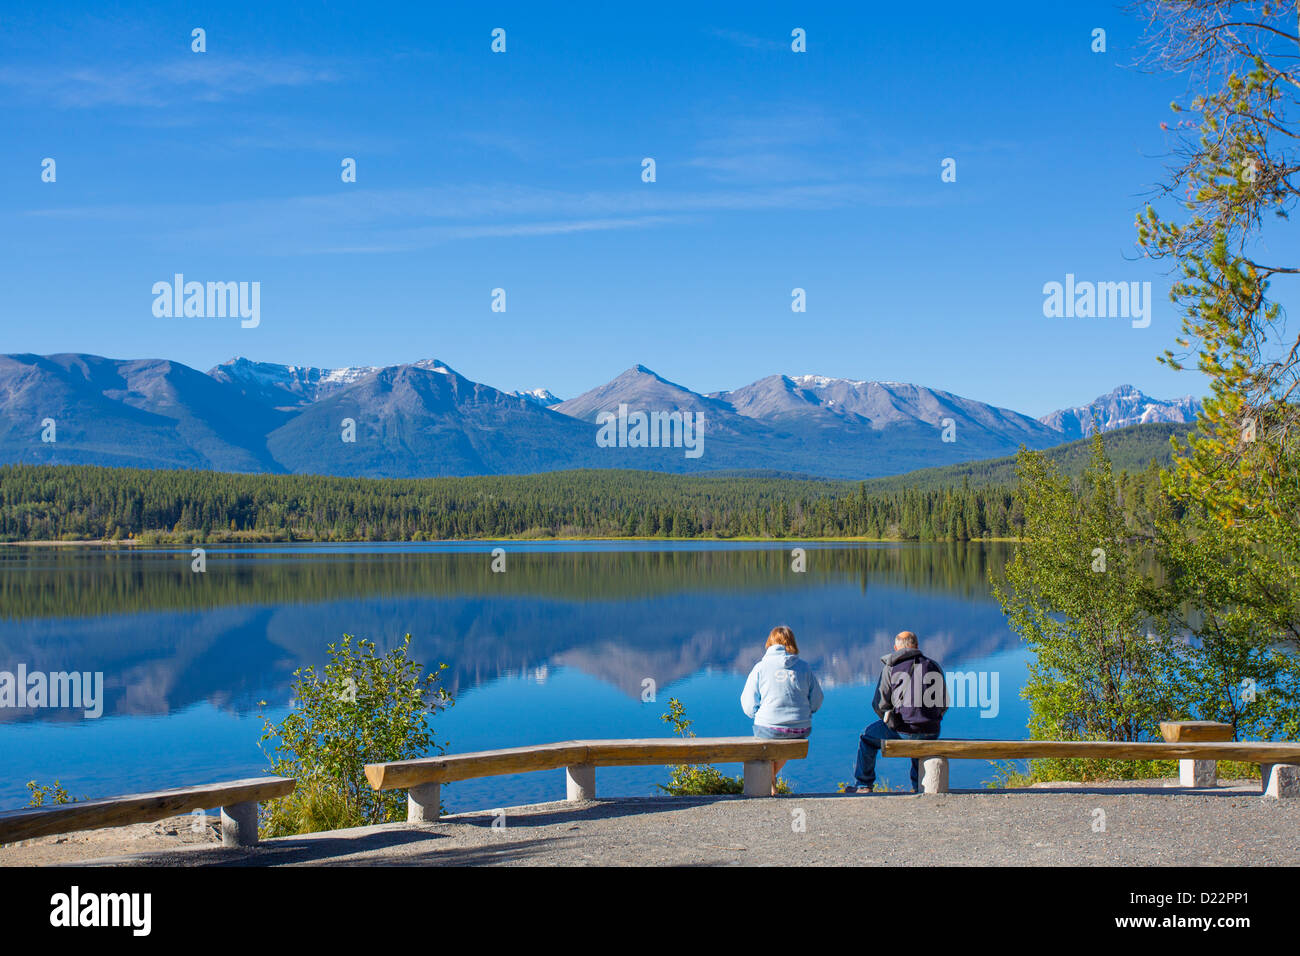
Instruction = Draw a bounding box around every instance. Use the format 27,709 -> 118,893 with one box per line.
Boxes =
766,625 -> 798,654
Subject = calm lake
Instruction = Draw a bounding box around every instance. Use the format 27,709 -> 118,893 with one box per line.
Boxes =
0,542 -> 1032,812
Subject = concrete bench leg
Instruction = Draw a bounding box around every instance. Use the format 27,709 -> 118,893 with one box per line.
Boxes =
220,800 -> 259,847
743,760 -> 773,796
920,757 -> 949,794
566,764 -> 596,801
407,782 -> 442,822
1262,763 -> 1300,798
1180,758 -> 1217,788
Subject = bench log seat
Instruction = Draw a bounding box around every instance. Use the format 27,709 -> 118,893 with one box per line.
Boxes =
880,739 -> 1300,797
0,776 -> 295,847
365,737 -> 810,821
1159,721 -> 1234,787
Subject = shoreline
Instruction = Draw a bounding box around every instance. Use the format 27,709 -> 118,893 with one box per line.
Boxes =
1,535 -> 1023,547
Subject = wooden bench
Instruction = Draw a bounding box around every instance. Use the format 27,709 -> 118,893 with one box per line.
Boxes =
0,776 -> 295,847
1159,721 -> 1234,787
879,739 -> 1300,797
365,737 -> 809,820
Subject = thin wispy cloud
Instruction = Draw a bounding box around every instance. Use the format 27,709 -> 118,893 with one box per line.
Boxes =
710,28 -> 786,52
318,216 -> 685,254
0,57 -> 338,108
694,108 -> 845,153
20,179 -> 940,254
685,152 -> 839,183
684,104 -> 913,184
453,130 -> 543,161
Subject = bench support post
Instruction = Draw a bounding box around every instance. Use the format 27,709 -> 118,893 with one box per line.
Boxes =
407,782 -> 442,822
220,801 -> 259,847
920,757 -> 949,795
1262,763 -> 1300,798
566,764 -> 596,801
1180,758 -> 1217,788
742,760 -> 773,796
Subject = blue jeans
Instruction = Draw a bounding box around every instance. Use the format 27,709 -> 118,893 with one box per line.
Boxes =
853,720 -> 939,792
753,724 -> 810,740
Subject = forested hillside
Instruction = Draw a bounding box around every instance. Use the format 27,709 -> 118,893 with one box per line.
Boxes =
0,424 -> 1178,543
859,422 -> 1192,493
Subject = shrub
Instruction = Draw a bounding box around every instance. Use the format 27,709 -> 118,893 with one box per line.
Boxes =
258,633 -> 452,836
26,780 -> 79,806
656,698 -> 790,795
991,436 -> 1183,781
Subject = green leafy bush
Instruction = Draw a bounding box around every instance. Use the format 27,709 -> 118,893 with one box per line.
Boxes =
26,780 -> 79,806
258,634 -> 453,836
656,697 -> 790,795
991,436 -> 1184,781
992,432 -> 1298,785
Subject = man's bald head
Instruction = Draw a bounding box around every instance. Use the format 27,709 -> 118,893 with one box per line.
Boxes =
895,631 -> 918,650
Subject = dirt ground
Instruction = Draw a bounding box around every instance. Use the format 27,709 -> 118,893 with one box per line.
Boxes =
3,779 -> 1296,867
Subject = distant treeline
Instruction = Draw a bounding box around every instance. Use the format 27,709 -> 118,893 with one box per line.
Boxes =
0,450 -> 1173,543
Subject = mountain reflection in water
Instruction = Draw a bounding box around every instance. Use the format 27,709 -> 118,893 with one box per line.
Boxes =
0,542 -> 1031,809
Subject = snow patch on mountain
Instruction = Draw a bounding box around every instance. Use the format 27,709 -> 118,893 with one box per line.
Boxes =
512,388 -> 562,407
790,374 -> 868,388
210,356 -> 467,403
1039,385 -> 1201,440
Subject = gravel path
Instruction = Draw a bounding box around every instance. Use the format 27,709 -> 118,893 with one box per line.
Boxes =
4,780 -> 1297,867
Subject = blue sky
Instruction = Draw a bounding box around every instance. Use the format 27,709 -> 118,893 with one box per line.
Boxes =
0,1 -> 1238,416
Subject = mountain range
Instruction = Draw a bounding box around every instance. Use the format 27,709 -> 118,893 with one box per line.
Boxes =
0,353 -> 1202,480
1037,384 -> 1203,440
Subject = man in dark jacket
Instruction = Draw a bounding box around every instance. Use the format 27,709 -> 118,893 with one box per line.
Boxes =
847,631 -> 948,793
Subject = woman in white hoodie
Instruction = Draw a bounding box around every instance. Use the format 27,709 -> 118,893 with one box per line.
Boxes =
741,626 -> 824,795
